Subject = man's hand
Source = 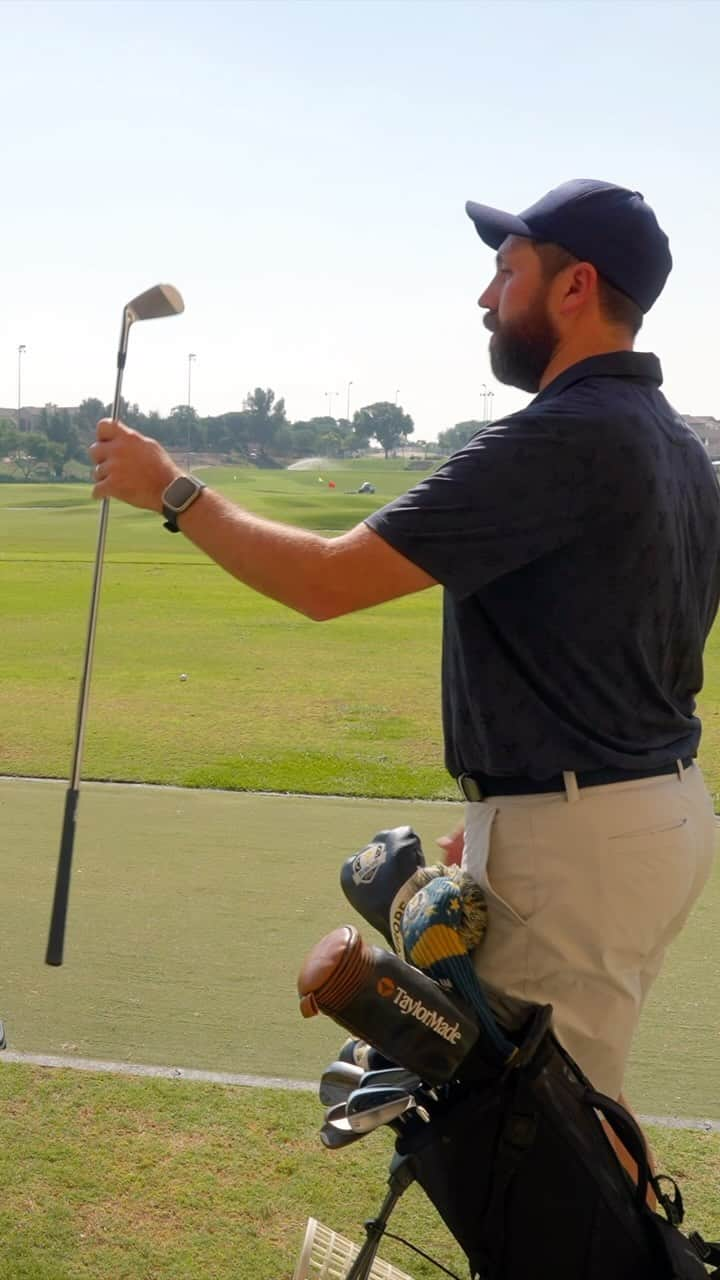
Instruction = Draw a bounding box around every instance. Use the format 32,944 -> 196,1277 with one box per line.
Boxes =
437,824 -> 465,867
90,419 -> 181,511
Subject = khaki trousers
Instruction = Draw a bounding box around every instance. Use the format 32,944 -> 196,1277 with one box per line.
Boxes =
463,762 -> 716,1097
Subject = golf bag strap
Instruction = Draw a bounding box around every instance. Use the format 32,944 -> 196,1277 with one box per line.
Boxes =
481,1090 -> 538,1270
585,1090 -> 650,1213
688,1232 -> 720,1269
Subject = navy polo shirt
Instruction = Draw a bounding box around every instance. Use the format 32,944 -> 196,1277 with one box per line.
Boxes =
365,352 -> 720,780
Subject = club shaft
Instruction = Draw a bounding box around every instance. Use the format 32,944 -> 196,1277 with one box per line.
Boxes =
44,316 -> 130,966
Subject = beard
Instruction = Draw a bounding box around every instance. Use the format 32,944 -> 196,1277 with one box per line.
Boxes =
486,290 -> 559,393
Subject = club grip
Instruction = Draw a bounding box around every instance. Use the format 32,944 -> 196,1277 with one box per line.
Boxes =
298,925 -> 479,1084
45,786 -> 80,967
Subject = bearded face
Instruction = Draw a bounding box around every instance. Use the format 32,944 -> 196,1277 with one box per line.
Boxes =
485,281 -> 560,394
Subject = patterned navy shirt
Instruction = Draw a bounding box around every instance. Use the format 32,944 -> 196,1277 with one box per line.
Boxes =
366,352 -> 720,780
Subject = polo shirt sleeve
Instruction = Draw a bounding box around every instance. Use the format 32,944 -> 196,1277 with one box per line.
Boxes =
365,409 -> 629,599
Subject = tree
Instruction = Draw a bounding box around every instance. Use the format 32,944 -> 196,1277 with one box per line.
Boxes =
437,420 -> 488,454
289,419 -> 324,457
243,388 -> 287,454
166,405 -> 205,451
353,402 -> 414,458
73,398 -> 106,443
0,420 -> 19,455
9,433 -> 50,479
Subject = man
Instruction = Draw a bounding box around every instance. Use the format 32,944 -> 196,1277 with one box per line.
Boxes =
91,179 -> 719,1135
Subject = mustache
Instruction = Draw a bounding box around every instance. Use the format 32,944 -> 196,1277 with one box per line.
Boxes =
483,313 -> 497,333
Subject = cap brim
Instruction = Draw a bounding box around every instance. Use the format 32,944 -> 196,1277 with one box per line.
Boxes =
465,200 -> 531,250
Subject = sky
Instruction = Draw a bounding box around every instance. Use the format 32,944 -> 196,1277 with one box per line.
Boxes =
1,0 -> 719,439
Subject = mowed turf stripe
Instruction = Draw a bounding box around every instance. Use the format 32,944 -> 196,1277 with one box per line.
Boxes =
3,1049 -> 720,1134
1,777 -> 718,1118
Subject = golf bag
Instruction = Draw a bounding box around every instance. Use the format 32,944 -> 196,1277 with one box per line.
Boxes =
392,991 -> 720,1280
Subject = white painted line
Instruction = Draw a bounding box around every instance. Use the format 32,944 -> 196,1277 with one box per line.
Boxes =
2,1049 -> 719,1131
0,774 -> 458,804
0,1049 -> 314,1092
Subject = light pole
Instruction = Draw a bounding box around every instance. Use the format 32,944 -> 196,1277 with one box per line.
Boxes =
487,390 -> 495,420
17,344 -> 26,431
185,353 -> 194,407
480,382 -> 487,422
186,353 -> 196,469
346,380 -> 353,422
395,387 -> 400,406
325,390 -> 338,419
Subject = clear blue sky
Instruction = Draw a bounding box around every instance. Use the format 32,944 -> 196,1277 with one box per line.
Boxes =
1,0 -> 718,438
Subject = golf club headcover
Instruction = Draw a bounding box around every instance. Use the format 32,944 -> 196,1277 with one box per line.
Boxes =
298,924 -> 479,1085
340,826 -> 426,958
401,877 -> 516,1066
409,863 -> 489,951
337,1037 -> 397,1072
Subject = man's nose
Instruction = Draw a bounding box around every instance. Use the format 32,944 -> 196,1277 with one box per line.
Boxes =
478,280 -> 497,310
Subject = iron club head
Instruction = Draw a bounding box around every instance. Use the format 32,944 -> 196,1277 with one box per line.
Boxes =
359,1066 -> 423,1094
346,1085 -> 417,1134
126,284 -> 184,324
319,1060 -> 365,1107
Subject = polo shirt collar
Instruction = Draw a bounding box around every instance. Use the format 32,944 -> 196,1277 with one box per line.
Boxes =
534,351 -> 663,402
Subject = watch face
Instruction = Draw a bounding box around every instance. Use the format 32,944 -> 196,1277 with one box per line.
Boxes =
165,476 -> 200,511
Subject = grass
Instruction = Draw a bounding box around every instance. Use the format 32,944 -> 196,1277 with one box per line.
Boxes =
3,459 -> 720,1278
0,463 -> 452,799
2,777 -> 719,1119
3,460 -> 720,802
0,1063 -> 718,1280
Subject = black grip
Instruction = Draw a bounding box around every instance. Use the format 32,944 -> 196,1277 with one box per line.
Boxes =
45,787 -> 80,966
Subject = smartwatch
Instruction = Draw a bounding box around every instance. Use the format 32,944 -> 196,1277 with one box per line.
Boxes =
161,475 -> 206,532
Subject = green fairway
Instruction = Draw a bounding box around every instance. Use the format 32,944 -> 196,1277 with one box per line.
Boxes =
3,461 -> 720,804
1,1063 -> 717,1280
1,777 -> 718,1119
3,462 -> 720,802
0,464 -> 453,800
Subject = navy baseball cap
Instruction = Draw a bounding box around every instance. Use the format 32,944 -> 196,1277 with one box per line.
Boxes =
465,179 -> 672,313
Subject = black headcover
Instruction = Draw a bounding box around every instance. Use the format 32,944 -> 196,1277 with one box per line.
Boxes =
340,826 -> 425,957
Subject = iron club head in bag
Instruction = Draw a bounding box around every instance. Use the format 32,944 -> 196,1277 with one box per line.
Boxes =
319,1061 -> 365,1107
346,1085 -> 426,1134
358,1066 -> 424,1095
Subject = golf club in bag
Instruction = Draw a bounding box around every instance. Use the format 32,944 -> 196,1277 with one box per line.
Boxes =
300,828 -> 720,1280
327,992 -> 720,1280
45,285 -> 184,967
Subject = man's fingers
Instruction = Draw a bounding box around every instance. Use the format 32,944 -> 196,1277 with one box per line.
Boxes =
96,418 -> 117,441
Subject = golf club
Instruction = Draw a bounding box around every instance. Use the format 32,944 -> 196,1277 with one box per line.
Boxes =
44,285 -> 184,967
337,1038 -> 397,1072
319,1116 -> 365,1150
358,1066 -> 424,1095
318,1060 -> 365,1107
346,1085 -> 427,1134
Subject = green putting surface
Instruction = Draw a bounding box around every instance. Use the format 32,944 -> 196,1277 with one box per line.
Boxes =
1,777 -> 718,1119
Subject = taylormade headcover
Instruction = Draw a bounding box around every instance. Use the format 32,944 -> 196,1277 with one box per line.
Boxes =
340,826 -> 426,957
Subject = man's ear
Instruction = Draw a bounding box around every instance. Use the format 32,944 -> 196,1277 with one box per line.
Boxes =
556,261 -> 598,318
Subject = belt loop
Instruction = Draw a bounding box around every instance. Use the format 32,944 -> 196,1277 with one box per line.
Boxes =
676,758 -> 685,782
563,770 -> 580,804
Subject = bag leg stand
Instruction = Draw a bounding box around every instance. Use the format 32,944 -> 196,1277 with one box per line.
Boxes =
346,1153 -> 415,1280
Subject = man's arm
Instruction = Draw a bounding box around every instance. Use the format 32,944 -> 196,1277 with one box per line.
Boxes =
90,419 -> 437,619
